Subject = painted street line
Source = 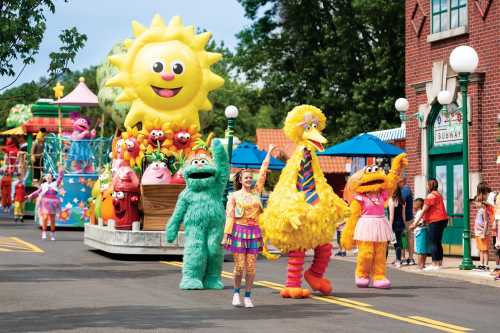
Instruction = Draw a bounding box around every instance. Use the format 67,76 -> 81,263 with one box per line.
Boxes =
160,261 -> 473,333
0,237 -> 44,253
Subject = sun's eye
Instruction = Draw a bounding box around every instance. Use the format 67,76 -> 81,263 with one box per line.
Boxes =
152,61 -> 165,73
372,166 -> 379,172
366,167 -> 372,173
171,61 -> 184,75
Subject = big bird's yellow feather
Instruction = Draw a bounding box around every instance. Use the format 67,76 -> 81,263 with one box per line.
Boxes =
259,105 -> 350,254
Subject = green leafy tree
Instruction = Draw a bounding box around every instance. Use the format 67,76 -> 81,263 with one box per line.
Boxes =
0,0 -> 87,91
234,0 -> 404,142
96,42 -> 130,129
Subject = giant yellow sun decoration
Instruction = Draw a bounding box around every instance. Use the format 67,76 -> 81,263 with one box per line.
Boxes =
106,15 -> 224,130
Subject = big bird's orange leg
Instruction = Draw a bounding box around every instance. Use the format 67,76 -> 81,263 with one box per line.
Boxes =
355,241 -> 374,288
304,243 -> 333,295
372,241 -> 391,289
280,250 -> 311,299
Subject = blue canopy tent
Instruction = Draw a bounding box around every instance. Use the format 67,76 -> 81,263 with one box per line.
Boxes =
318,133 -> 404,157
231,141 -> 285,170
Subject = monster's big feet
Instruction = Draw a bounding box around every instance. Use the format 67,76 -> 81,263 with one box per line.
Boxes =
203,276 -> 224,290
179,277 -> 204,289
280,287 -> 311,299
355,277 -> 370,288
372,278 -> 391,289
304,270 -> 332,295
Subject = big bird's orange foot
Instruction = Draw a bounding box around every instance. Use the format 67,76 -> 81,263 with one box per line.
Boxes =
304,270 -> 333,295
280,287 -> 311,299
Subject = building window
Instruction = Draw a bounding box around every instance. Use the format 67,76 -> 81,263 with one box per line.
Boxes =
432,0 -> 467,34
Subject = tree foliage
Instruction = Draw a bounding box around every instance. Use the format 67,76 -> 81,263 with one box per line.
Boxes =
0,0 -> 87,90
234,0 -> 404,142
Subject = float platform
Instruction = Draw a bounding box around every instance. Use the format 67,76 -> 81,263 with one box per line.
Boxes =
84,224 -> 184,255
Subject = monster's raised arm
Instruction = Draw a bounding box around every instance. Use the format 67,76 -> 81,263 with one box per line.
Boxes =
212,140 -> 229,195
386,153 -> 408,197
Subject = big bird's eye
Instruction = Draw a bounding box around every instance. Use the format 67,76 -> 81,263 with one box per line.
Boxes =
311,123 -> 318,129
304,124 -> 310,131
171,61 -> 184,74
152,61 -> 165,73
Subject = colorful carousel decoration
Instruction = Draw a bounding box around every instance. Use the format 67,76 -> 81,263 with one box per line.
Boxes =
37,78 -> 112,227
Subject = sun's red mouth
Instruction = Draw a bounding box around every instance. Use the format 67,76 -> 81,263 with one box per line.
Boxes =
308,139 -> 324,151
151,86 -> 182,98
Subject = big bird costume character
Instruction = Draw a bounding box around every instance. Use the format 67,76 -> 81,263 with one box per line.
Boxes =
105,15 -> 224,130
341,153 -> 407,289
260,105 -> 349,298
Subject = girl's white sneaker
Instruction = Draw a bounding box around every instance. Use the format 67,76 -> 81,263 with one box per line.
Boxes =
244,297 -> 254,308
232,293 -> 241,307
50,233 -> 56,241
41,231 -> 47,240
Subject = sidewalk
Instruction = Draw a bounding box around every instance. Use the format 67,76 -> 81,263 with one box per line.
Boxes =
330,248 -> 500,288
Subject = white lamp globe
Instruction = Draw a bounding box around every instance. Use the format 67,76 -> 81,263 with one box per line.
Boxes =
395,98 -> 409,112
224,105 -> 239,119
437,90 -> 453,105
449,45 -> 479,74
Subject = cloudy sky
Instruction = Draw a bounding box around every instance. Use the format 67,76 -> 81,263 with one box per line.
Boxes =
0,0 -> 249,88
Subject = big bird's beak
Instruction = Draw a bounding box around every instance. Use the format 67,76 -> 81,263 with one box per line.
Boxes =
303,128 -> 327,152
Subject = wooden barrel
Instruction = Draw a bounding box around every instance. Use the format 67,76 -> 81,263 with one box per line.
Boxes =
140,184 -> 185,231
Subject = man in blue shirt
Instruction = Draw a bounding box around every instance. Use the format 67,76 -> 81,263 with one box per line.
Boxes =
399,176 -> 416,265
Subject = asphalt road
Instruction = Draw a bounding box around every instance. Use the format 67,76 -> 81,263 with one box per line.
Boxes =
0,220 -> 498,333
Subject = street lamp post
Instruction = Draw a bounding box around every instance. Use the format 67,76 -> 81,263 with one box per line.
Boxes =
395,97 -> 424,127
448,45 -> 479,270
223,105 -> 239,205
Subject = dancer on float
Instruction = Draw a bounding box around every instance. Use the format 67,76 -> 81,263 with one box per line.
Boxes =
26,163 -> 63,240
222,144 -> 275,308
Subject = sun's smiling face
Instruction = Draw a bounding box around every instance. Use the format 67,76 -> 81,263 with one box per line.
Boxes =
131,41 -> 202,110
105,15 -> 224,130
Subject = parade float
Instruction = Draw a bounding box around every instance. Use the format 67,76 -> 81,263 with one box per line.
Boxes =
0,100 -> 79,220
34,78 -> 112,228
84,14 -> 225,254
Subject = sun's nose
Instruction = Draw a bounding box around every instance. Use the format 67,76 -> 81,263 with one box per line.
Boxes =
161,72 -> 175,81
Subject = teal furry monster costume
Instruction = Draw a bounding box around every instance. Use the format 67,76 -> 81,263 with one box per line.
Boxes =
166,140 -> 229,289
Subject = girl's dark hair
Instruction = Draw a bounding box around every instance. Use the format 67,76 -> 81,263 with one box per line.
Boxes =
427,178 -> 439,192
233,169 -> 252,191
392,185 -> 404,204
414,198 -> 424,207
477,181 -> 491,195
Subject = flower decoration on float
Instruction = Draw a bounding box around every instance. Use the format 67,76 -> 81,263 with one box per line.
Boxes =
138,119 -> 173,156
105,14 -> 224,130
121,127 -> 145,168
164,120 -> 201,156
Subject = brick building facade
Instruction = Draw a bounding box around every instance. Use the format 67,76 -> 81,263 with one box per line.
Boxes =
405,0 -> 499,255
